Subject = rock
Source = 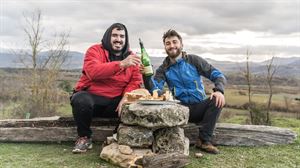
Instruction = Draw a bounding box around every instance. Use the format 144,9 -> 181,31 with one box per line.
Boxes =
183,137 -> 190,156
118,145 -> 133,155
105,136 -> 116,145
121,103 -> 189,129
100,143 -> 153,168
152,127 -> 189,156
194,152 -> 203,158
213,123 -> 298,146
117,124 -> 153,147
142,152 -> 189,168
183,123 -> 200,144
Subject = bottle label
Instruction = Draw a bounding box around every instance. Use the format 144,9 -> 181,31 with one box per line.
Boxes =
143,65 -> 153,75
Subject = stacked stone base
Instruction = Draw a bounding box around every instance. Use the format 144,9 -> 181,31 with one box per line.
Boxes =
100,102 -> 190,168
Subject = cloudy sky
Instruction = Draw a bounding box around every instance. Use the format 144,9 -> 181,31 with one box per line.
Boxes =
1,0 -> 299,62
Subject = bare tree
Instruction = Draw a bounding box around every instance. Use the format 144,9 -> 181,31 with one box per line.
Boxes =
244,49 -> 254,124
266,56 -> 277,124
14,9 -> 70,118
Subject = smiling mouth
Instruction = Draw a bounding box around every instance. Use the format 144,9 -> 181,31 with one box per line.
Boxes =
113,41 -> 123,45
169,48 -> 177,52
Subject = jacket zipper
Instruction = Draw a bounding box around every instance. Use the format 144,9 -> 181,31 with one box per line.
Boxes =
194,80 -> 205,99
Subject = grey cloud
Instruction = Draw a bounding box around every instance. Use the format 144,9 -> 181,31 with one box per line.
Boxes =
1,0 -> 299,57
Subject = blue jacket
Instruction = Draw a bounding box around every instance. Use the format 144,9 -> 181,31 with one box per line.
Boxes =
144,53 -> 226,104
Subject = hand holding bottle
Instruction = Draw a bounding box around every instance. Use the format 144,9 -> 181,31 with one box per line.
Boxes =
139,64 -> 145,74
139,38 -> 153,76
120,53 -> 141,68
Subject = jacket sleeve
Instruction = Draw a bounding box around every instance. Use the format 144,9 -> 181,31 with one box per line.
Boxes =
189,55 -> 227,94
123,65 -> 143,94
83,46 -> 123,81
143,64 -> 166,95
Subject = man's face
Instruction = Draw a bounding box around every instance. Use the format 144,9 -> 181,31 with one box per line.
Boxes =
164,36 -> 183,58
110,28 -> 126,53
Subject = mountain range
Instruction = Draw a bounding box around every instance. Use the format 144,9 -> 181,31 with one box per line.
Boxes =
0,50 -> 299,78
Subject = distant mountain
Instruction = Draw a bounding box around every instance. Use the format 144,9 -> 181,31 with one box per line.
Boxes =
0,50 -> 84,69
0,52 -> 20,67
0,50 -> 299,78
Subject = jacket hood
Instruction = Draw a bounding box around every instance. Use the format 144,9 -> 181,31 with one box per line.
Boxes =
101,23 -> 130,60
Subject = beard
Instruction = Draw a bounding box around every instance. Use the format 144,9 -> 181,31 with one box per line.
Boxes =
111,41 -> 124,55
166,47 -> 182,58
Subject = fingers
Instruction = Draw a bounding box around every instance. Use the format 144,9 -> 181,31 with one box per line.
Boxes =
116,104 -> 123,117
118,108 -> 122,117
211,92 -> 225,108
129,55 -> 141,66
116,96 -> 127,117
120,54 -> 141,68
139,64 -> 145,74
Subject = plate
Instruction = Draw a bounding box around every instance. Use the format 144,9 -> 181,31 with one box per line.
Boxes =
137,100 -> 179,105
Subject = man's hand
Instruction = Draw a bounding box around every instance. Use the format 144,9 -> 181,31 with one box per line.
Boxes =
120,54 -> 141,68
116,96 -> 127,117
210,91 -> 225,108
139,64 -> 145,74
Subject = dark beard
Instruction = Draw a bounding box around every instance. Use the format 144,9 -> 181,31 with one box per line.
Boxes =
111,41 -> 124,56
166,48 -> 182,58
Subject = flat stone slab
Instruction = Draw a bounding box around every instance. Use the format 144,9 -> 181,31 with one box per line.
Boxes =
0,117 -> 297,146
213,123 -> 298,146
120,103 -> 189,129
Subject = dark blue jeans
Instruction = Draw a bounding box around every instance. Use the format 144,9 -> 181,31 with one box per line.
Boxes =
186,98 -> 222,142
70,91 -> 121,138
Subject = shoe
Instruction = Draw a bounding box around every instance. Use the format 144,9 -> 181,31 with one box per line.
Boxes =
72,136 -> 93,154
195,139 -> 219,154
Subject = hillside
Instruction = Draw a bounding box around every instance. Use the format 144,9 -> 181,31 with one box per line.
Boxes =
0,50 -> 299,78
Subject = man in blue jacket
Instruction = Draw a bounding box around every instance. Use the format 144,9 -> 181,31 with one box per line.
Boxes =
143,29 -> 226,154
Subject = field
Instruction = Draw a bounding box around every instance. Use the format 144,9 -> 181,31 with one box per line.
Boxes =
0,115 -> 299,168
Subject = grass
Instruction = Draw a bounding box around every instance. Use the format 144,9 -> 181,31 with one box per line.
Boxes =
224,88 -> 299,110
0,142 -> 114,168
0,116 -> 299,168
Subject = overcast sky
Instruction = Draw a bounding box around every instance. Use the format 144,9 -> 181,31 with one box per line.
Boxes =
1,0 -> 299,61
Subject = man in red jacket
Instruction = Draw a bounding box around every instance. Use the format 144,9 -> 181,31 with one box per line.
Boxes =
71,23 -> 142,153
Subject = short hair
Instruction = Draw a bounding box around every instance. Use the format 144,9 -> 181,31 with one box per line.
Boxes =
162,29 -> 182,43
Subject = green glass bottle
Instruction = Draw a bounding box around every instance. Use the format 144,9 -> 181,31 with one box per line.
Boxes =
139,38 -> 153,76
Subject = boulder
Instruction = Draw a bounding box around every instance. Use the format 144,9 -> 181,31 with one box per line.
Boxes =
100,143 -> 153,168
121,103 -> 189,128
152,127 -> 189,156
117,124 -> 154,147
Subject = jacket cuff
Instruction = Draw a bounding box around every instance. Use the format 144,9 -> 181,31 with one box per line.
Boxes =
213,88 -> 224,94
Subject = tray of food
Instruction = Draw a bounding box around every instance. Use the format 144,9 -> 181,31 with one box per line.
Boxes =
137,100 -> 180,105
124,88 -> 178,105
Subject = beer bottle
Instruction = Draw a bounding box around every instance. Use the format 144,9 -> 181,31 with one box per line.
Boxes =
139,38 -> 153,76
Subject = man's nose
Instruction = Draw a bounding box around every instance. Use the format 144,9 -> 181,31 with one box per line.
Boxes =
116,36 -> 122,41
170,43 -> 175,48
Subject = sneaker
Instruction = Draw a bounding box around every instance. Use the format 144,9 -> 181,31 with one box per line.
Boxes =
72,136 -> 93,154
195,139 -> 219,154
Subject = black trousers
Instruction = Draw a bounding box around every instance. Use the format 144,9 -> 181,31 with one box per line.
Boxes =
186,98 -> 222,142
70,91 -> 121,138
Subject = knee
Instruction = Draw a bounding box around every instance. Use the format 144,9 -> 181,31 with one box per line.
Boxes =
208,97 -> 222,110
71,91 -> 93,108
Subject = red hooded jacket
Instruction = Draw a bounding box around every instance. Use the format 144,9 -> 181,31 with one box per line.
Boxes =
74,44 -> 142,98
